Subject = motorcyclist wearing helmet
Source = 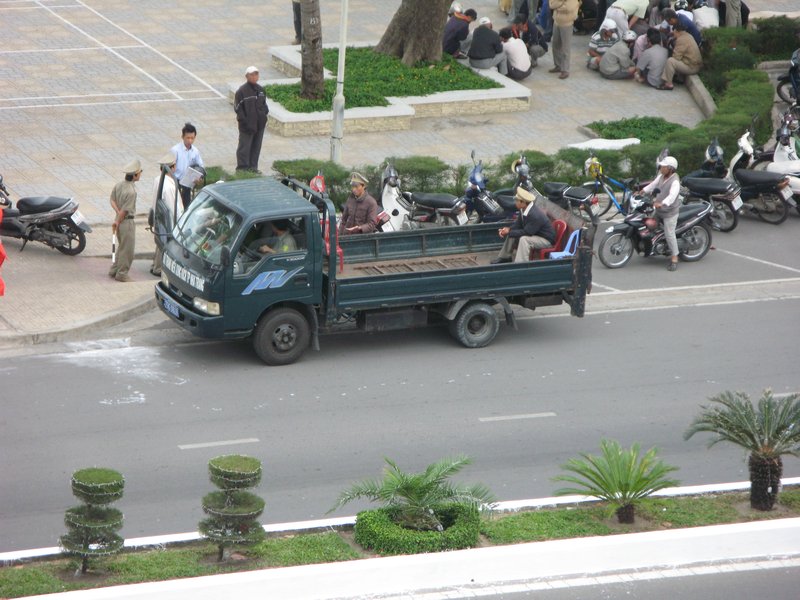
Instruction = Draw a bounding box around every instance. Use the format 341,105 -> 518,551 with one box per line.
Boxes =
599,29 -> 637,79
643,156 -> 681,271
673,0 -> 694,22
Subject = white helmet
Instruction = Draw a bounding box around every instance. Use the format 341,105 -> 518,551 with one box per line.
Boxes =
622,30 -> 638,42
674,0 -> 689,10
449,1 -> 463,14
658,156 -> 678,170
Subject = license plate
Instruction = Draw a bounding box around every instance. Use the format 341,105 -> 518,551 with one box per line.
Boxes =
456,211 -> 468,225
71,210 -> 86,225
779,186 -> 793,200
730,195 -> 743,210
162,297 -> 181,319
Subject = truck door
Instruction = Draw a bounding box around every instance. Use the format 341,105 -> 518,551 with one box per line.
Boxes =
224,215 -> 315,332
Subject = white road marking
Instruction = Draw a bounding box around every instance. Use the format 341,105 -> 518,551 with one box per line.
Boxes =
714,249 -> 800,275
591,277 -> 800,296
774,391 -> 800,399
479,412 -> 556,422
0,96 -> 221,111
178,438 -> 260,450
0,45 -> 143,54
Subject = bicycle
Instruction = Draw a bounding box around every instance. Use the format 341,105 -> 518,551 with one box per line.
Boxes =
581,153 -> 639,219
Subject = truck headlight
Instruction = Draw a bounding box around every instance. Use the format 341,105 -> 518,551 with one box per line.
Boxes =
193,297 -> 221,316
160,272 -> 169,288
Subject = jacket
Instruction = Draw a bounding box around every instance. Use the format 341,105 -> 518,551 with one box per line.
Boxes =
234,82 -> 269,133
339,192 -> 379,234
508,204 -> 556,244
672,32 -> 703,71
468,26 -> 503,60
549,0 -> 580,27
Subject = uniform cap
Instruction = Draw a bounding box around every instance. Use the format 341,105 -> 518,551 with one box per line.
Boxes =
515,187 -> 535,203
350,172 -> 369,186
158,151 -> 177,166
123,158 -> 142,174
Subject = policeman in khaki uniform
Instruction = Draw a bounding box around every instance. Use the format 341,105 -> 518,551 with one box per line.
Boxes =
109,159 -> 141,282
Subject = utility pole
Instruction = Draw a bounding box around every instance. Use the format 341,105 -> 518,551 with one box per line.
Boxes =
330,0 -> 349,163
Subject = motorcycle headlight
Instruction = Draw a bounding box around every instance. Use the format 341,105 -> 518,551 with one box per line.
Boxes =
193,297 -> 221,316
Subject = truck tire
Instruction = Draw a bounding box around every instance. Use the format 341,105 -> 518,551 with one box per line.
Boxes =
253,308 -> 310,365
449,302 -> 500,348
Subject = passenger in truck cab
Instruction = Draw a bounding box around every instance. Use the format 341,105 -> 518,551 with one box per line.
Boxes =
253,219 -> 297,255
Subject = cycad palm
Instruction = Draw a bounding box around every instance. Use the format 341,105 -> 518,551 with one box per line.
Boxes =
329,455 -> 496,531
684,389 -> 800,510
553,439 -> 680,523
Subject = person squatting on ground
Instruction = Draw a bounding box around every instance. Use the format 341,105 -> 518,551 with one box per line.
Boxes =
548,0 -> 579,79
587,18 -> 619,70
634,27 -> 669,86
643,155 -> 681,271
468,17 -> 509,75
150,152 -> 180,277
511,14 -> 548,67
109,159 -> 141,283
171,122 -> 203,210
234,65 -> 269,173
443,6 -> 478,58
599,29 -> 638,79
339,173 -> 379,236
491,188 -> 556,264
499,27 -> 533,80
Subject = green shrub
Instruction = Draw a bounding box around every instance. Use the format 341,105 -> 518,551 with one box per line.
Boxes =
354,504 -> 480,555
587,117 -> 688,144
388,155 -> 451,192
702,48 -> 757,97
250,532 -> 361,566
271,159 -> 352,207
750,17 -> 800,60
700,26 -> 758,57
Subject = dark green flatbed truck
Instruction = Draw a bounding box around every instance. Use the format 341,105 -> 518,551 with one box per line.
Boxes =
155,177 -> 594,365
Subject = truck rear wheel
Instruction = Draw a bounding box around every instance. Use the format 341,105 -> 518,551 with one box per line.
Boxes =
253,308 -> 310,365
449,302 -> 499,348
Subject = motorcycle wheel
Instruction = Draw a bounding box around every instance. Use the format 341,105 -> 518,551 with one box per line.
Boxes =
754,193 -> 789,225
678,223 -> 712,262
598,232 -> 633,269
777,80 -> 797,104
54,221 -> 86,255
710,200 -> 738,233
582,181 -> 612,217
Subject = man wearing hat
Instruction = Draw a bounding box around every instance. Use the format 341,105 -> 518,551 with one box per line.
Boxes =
150,152 -> 180,276
491,187 -> 556,263
234,66 -> 269,173
339,173 -> 379,235
109,159 -> 141,282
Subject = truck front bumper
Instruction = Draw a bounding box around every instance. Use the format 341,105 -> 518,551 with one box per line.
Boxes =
155,283 -> 241,339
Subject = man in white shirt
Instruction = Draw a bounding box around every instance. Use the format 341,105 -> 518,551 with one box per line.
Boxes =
499,27 -> 533,80
150,152 -> 182,276
691,0 -> 719,30
171,122 -> 204,210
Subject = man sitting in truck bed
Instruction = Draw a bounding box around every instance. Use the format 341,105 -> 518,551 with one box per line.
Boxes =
491,187 -> 556,263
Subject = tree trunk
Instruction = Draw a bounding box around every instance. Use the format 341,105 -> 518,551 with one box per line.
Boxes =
300,0 -> 324,100
375,0 -> 450,66
749,454 -> 782,511
615,504 -> 635,524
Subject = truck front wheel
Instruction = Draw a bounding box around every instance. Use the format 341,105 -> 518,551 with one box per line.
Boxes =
253,308 -> 310,365
449,302 -> 499,348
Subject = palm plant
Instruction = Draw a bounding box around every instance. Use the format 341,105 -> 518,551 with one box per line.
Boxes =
329,455 -> 496,531
553,439 -> 680,523
684,389 -> 800,511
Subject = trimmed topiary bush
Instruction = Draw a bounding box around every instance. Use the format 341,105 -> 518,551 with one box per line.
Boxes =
749,17 -> 800,61
199,454 -> 266,561
354,504 -> 480,555
59,468 -> 125,574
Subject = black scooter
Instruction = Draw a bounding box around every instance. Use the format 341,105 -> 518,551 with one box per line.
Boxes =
0,174 -> 91,255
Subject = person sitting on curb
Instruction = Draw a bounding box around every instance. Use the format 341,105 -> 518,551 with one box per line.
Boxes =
587,18 -> 619,71
499,27 -> 533,80
511,14 -> 548,67
598,29 -> 637,79
490,188 -> 556,264
443,7 -> 478,58
659,19 -> 702,91
634,28 -> 669,87
468,17 -> 509,75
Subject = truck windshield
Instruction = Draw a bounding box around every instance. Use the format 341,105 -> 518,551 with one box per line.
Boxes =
174,191 -> 243,265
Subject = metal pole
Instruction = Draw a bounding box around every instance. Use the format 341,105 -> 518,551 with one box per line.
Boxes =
330,0 -> 349,163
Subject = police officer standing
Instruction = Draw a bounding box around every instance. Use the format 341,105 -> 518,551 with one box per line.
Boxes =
234,66 -> 269,173
109,159 -> 141,282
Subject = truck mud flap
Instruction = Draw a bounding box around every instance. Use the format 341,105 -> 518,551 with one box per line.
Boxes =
570,243 -> 593,318
495,297 -> 517,330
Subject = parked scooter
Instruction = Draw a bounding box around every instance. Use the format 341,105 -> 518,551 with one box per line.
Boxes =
761,120 -> 800,215
463,152 -> 519,223
0,174 -> 91,255
776,48 -> 799,105
380,163 -> 468,231
597,190 -> 713,269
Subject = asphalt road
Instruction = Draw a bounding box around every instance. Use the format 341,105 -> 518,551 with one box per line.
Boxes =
1,214 -> 799,553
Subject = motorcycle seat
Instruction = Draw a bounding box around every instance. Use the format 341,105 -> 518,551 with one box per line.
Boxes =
678,201 -> 710,220
2,207 -> 20,219
496,194 -> 517,211
682,177 -> 736,195
408,192 -> 460,209
563,186 -> 593,201
734,169 -> 786,186
543,182 -> 569,196
17,196 -> 71,214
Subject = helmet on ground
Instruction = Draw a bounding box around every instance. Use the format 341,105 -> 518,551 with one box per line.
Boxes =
622,30 -> 637,42
674,0 -> 689,10
658,156 -> 678,170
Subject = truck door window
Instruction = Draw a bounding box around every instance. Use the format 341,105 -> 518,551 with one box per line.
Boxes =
234,216 -> 307,276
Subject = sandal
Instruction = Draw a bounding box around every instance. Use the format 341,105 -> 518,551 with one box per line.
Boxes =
667,262 -> 677,272
658,83 -> 674,91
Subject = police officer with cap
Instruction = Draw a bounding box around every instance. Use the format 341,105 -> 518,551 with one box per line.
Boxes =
339,172 -> 379,235
109,159 -> 141,282
491,187 -> 556,263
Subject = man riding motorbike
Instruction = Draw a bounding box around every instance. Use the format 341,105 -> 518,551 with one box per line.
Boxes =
642,155 -> 681,271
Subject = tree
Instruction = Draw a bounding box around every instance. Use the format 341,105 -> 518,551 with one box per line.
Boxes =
329,455 -> 496,531
375,0 -> 450,66
199,454 -> 266,560
59,468 -> 125,574
553,440 -> 680,524
685,389 -> 800,511
300,0 -> 324,100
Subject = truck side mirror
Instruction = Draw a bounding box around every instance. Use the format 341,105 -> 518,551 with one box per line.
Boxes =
220,245 -> 231,267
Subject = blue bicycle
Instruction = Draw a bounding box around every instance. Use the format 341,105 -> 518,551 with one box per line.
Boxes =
581,153 -> 639,219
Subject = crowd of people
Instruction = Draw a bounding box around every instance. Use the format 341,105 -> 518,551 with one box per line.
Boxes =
444,0 -> 742,87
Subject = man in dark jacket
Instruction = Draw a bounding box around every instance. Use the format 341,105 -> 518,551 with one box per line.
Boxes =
339,173 -> 379,235
468,17 -> 509,74
234,65 -> 269,173
443,8 -> 477,57
491,187 -> 556,263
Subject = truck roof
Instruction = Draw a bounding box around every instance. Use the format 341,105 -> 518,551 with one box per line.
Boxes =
203,177 -> 316,218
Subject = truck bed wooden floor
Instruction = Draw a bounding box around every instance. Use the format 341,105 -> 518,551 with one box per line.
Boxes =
334,250 -> 498,279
